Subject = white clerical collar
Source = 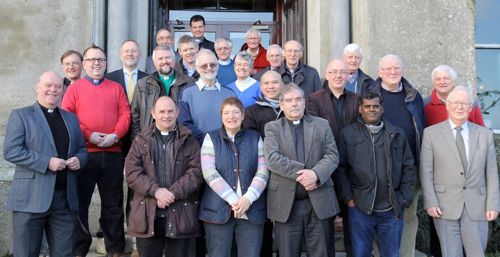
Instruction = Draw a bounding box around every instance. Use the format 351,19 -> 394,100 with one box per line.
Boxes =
218,59 -> 231,65
292,120 -> 301,125
196,79 -> 221,91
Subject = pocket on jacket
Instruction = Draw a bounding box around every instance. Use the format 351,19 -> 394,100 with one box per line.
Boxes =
434,184 -> 446,193
176,200 -> 200,234
13,170 -> 35,179
128,197 -> 148,234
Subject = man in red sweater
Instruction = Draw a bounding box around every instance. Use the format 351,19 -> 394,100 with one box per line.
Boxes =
62,44 -> 130,257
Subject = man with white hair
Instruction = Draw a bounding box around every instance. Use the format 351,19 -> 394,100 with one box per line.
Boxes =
215,38 -> 237,86
363,54 -> 424,257
420,86 -> 499,257
239,28 -> 270,75
253,44 -> 283,81
342,43 -> 373,94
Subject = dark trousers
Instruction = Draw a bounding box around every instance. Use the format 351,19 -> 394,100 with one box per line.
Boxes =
275,199 -> 335,257
429,215 -> 442,257
74,152 -> 125,256
136,217 -> 193,257
260,219 -> 275,257
13,190 -> 76,257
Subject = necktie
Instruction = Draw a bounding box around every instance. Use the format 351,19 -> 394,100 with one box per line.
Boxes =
127,71 -> 135,104
455,126 -> 468,172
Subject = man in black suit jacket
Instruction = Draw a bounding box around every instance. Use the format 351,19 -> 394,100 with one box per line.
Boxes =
105,39 -> 148,155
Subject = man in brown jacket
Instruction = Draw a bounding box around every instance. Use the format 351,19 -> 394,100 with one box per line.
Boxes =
125,96 -> 204,257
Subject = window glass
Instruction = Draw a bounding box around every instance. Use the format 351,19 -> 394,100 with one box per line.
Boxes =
476,0 -> 500,44
476,49 -> 500,129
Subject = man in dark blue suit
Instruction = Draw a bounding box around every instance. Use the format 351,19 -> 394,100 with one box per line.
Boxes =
3,71 -> 87,257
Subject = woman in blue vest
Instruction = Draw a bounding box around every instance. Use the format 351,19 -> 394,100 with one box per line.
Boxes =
199,97 -> 269,257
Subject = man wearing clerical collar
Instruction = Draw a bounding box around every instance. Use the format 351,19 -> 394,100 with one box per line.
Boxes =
4,71 -> 87,256
264,83 -> 340,257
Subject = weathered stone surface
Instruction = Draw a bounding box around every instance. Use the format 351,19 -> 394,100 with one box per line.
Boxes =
351,0 -> 476,97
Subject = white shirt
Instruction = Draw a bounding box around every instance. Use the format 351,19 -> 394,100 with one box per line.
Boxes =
235,76 -> 257,92
196,79 -> 221,91
449,119 -> 469,162
122,67 -> 139,89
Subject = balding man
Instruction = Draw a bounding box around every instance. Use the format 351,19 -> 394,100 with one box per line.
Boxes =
253,44 -> 283,81
363,54 -> 424,257
126,96 -> 204,257
278,40 -> 322,96
146,28 -> 180,74
420,86 -> 500,257
306,59 -> 359,256
342,43 -> 374,94
4,71 -> 87,256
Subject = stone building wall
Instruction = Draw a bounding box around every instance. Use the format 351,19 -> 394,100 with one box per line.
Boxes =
0,1 -> 92,253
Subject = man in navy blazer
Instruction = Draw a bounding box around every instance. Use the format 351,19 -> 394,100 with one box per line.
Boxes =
4,71 -> 87,256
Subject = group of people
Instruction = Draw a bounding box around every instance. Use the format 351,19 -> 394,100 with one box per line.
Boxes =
3,13 -> 500,257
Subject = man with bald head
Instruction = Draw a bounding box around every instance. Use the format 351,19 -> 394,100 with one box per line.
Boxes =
306,59 -> 359,256
253,44 -> 283,81
278,40 -> 322,96
4,71 -> 87,256
363,54 -> 424,257
126,96 -> 203,257
146,28 -> 180,74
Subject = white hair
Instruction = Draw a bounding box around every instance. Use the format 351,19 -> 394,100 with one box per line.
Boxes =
431,64 -> 457,81
343,43 -> 362,57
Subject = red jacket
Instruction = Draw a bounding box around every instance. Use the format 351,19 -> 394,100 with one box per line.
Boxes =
240,43 -> 270,74
424,89 -> 485,127
62,78 -> 131,152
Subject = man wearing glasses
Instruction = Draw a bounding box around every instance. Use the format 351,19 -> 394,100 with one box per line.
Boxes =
362,54 -> 424,257
62,44 -> 131,257
178,49 -> 235,144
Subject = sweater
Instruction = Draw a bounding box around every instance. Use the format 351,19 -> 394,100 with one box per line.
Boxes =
178,82 -> 236,143
62,78 -> 131,152
217,60 -> 237,86
226,78 -> 261,109
424,89 -> 485,127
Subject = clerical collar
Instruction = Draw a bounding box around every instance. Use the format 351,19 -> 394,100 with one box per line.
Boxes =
218,59 -> 231,65
155,125 -> 177,136
85,75 -> 104,86
38,102 -> 58,114
287,118 -> 303,125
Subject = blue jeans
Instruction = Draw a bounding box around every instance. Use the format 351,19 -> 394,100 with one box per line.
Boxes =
348,206 -> 403,257
204,217 -> 264,257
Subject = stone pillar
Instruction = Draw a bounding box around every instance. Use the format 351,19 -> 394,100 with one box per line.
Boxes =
307,0 -> 350,76
130,1 -> 149,70
107,0 -> 130,71
92,0 -> 106,48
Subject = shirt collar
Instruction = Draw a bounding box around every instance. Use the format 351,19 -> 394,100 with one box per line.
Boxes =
196,79 -> 221,91
85,75 -> 104,86
381,82 -> 403,92
448,119 -> 469,132
123,67 -> 139,75
218,59 -> 231,65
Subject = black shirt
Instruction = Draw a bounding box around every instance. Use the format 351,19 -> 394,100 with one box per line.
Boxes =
40,104 -> 69,190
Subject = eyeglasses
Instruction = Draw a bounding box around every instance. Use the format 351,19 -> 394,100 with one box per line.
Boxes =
216,47 -> 230,51
327,70 -> 349,76
84,58 -> 107,63
448,101 -> 471,107
381,67 -> 401,72
63,62 -> 81,67
198,63 -> 217,70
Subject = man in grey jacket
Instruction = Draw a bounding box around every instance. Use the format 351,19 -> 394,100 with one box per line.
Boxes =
264,83 -> 339,257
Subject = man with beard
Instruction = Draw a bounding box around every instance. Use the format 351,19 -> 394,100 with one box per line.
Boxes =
178,49 -> 235,144
131,45 -> 194,140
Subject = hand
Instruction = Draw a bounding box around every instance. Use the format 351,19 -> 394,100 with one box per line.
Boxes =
296,169 -> 318,191
486,210 -> 499,221
66,157 -> 81,170
97,133 -> 118,148
426,207 -> 443,218
154,188 -> 175,208
48,157 -> 67,172
89,132 -> 106,145
231,196 -> 251,217
347,200 -> 355,208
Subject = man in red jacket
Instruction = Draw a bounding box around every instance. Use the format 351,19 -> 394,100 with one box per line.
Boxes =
62,44 -> 131,257
240,28 -> 270,75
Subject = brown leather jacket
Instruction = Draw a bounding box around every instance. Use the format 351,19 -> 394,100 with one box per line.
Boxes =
125,123 -> 203,238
